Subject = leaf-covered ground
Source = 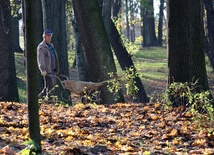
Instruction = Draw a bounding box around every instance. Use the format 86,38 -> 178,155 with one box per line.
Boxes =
1,101 -> 214,155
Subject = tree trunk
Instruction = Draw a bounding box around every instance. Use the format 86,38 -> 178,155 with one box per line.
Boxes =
72,19 -> 89,81
0,0 -> 19,102
130,0 -> 135,42
113,0 -> 121,20
203,0 -> 214,71
140,3 -> 146,47
125,0 -> 130,40
11,0 -> 23,53
157,0 -> 164,46
147,0 -> 157,46
141,0 -> 157,47
11,16 -> 23,53
109,19 -> 149,103
102,0 -> 112,36
41,0 -> 47,29
72,0 -> 124,104
22,0 -> 42,152
168,0 -> 209,90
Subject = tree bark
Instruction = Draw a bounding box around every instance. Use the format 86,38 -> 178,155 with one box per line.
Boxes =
72,0 -> 125,104
109,19 -> 149,103
12,16 -> 23,53
102,0 -> 112,36
11,0 -> 23,53
130,0 -> 135,42
203,0 -> 214,71
0,0 -> 19,102
168,0 -> 209,90
22,0 -> 42,152
157,0 -> 164,46
113,0 -> 121,20
125,0 -> 130,40
141,0 -> 157,47
72,19 -> 89,81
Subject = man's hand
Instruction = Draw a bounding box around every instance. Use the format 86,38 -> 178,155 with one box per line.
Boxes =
41,71 -> 47,76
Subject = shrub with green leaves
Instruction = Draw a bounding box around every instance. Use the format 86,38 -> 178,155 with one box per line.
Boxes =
163,81 -> 214,120
107,66 -> 139,101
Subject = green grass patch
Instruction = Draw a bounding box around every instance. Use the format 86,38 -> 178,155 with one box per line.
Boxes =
141,71 -> 167,81
132,47 -> 168,81
15,52 -> 27,103
135,47 -> 167,60
17,77 -> 27,103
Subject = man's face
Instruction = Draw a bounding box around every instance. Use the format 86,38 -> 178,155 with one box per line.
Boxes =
44,34 -> 52,43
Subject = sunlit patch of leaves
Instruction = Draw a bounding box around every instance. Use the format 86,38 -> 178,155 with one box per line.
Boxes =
0,101 -> 214,154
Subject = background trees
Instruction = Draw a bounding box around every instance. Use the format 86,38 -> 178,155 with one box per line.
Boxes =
11,0 -> 23,53
141,0 -> 157,47
0,0 -> 19,102
203,0 -> 214,71
1,0 -> 214,105
157,0 -> 164,46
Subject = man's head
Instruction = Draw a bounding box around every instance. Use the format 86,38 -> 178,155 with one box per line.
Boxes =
43,30 -> 53,43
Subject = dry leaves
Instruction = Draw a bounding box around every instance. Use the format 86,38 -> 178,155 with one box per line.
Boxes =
0,101 -> 214,154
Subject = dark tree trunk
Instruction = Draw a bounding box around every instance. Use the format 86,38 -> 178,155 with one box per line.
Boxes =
141,0 -> 157,47
113,0 -> 121,20
142,11 -> 148,47
72,19 -> 89,81
140,4 -> 146,47
109,20 -> 149,103
10,0 -> 23,53
22,0 -> 42,152
102,0 -> 112,36
203,0 -> 214,71
11,16 -> 23,53
0,0 -> 19,102
72,0 -> 125,104
125,0 -> 130,40
147,0 -> 157,46
168,0 -> 209,90
157,0 -> 164,46
130,0 -> 135,42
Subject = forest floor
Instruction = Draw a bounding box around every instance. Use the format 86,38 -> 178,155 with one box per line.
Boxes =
1,48 -> 214,154
1,101 -> 214,155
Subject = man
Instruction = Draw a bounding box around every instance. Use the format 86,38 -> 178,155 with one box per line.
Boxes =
37,30 -> 59,99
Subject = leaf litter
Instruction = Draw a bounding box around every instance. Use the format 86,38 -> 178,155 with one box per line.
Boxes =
0,101 -> 214,155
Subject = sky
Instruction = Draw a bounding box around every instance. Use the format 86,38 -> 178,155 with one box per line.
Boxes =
154,0 -> 160,14
153,0 -> 166,17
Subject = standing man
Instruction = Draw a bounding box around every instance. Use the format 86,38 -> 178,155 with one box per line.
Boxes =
37,30 -> 59,100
